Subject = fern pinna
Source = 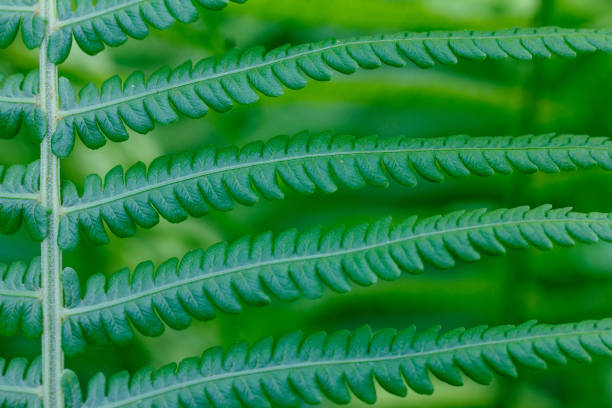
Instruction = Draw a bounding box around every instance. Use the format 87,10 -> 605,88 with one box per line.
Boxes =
0,0 -> 611,406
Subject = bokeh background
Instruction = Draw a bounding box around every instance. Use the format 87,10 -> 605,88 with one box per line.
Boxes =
2,0 -> 612,406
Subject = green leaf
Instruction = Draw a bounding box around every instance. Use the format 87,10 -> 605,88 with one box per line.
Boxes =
51,27 -> 612,157
0,258 -> 42,338
0,71 -> 46,140
60,205 -> 612,355
48,0 -> 249,64
0,357 -> 42,408
62,318 -> 612,408
0,0 -> 45,49
0,161 -> 49,241
57,132 -> 612,251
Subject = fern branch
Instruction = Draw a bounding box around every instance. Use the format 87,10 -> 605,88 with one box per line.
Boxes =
0,3 -> 33,10
61,318 -> 612,408
0,258 -> 42,338
59,205 -> 612,355
0,71 -> 46,140
57,132 -> 612,251
48,0 -> 248,64
0,357 -> 42,408
50,27 -> 612,157
0,0 -> 45,49
0,161 -> 49,241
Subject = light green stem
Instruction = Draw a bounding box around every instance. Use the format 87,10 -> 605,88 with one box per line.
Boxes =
39,0 -> 64,405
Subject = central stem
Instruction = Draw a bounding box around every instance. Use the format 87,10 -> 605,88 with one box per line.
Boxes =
39,0 -> 64,406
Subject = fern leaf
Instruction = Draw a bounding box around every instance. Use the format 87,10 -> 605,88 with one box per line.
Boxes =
50,27 -> 612,157
0,0 -> 45,49
0,71 -> 46,140
0,161 -> 49,241
0,357 -> 42,408
0,258 -> 42,338
60,205 -> 612,355
57,132 -> 612,251
48,0 -> 249,64
61,318 -> 612,408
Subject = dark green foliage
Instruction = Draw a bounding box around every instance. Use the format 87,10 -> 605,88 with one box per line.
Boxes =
0,71 -> 46,140
0,0 -> 45,49
0,258 -> 42,338
57,132 -> 612,251
48,0 -> 249,64
61,319 -> 612,408
50,27 -> 612,157
0,0 -> 609,402
0,357 -> 42,408
0,161 -> 49,241
59,205 -> 612,355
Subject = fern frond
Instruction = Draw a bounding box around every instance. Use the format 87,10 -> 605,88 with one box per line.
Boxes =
0,357 -> 42,408
48,0 -> 248,64
0,71 -> 45,140
57,132 -> 612,251
61,318 -> 612,408
0,258 -> 42,338
0,161 -> 49,241
51,27 -> 612,157
0,0 -> 45,49
60,205 -> 612,355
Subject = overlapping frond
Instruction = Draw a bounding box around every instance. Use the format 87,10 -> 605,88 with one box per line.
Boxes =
0,71 -> 45,140
60,205 -> 612,355
0,357 -> 42,408
57,132 -> 612,251
0,161 -> 49,241
61,318 -> 612,408
0,258 -> 42,338
0,0 -> 45,49
51,27 -> 612,157
49,0 -> 248,64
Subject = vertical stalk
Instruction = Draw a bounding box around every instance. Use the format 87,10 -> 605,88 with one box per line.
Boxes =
39,0 -> 64,406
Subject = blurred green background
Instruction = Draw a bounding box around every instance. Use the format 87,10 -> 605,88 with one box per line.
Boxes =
2,0 -> 612,406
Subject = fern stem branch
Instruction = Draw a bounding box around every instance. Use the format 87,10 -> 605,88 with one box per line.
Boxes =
0,5 -> 34,11
0,385 -> 42,396
55,30 -> 609,120
39,0 -> 64,405
0,96 -> 37,104
59,143 -> 612,215
0,288 -> 41,298
0,192 -> 39,200
95,326 -> 610,408
55,0 -> 151,28
61,213 -> 612,319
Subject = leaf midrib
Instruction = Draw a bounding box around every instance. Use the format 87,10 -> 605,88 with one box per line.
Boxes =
0,384 -> 41,397
55,0 -> 236,27
0,192 -> 39,200
92,327 -> 610,408
0,288 -> 40,298
56,29 -> 606,119
0,95 -> 37,105
0,4 -> 33,12
56,0 -> 144,27
60,142 -> 612,215
63,215 -> 611,317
